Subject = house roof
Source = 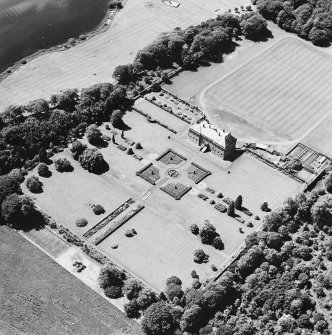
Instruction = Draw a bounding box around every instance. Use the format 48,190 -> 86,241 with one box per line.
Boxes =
189,121 -> 236,148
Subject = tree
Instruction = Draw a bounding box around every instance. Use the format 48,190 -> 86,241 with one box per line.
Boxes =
1,194 -> 35,229
123,279 -> 143,300
26,175 -> 43,193
70,140 -> 87,160
25,99 -> 49,116
227,201 -> 235,217
98,264 -> 124,289
124,299 -> 140,318
86,124 -> 102,145
37,163 -> 50,177
104,285 -> 123,299
200,221 -> 218,244
110,110 -> 125,129
240,13 -> 268,40
311,195 -> 332,228
50,89 -> 79,112
54,158 -> 73,172
141,302 -> 175,335
235,195 -> 242,209
165,276 -> 182,302
256,0 -> 283,21
112,64 -> 138,84
0,175 -> 20,206
309,27 -> 330,45
213,236 -> 224,250
180,304 -> 202,332
79,148 -> 108,174
137,288 -> 157,310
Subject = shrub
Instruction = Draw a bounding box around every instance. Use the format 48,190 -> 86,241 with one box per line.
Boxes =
194,249 -> 209,263
137,288 -> 158,310
54,158 -> 73,172
192,279 -> 201,289
211,264 -> 218,271
123,279 -> 143,300
70,140 -> 87,160
191,270 -> 199,279
104,285 -> 122,299
37,163 -> 50,177
76,218 -> 88,227
124,299 -> 140,318
141,302 -> 175,335
26,175 -> 43,193
190,223 -> 199,235
86,124 -> 102,145
98,263 -> 124,289
93,204 -> 105,215
216,192 -> 223,198
125,229 -> 134,237
1,194 -> 35,229
213,236 -> 224,250
79,148 -> 108,174
0,175 -> 21,206
247,221 -> 254,227
200,221 -> 218,245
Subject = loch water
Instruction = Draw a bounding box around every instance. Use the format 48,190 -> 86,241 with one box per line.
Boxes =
0,0 -> 109,72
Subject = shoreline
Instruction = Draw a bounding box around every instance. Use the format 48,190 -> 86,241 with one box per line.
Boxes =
0,4 -> 120,84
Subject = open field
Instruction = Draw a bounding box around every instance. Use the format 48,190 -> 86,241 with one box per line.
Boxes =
202,37 -> 332,142
0,0 -> 250,111
0,225 -> 142,335
22,150 -> 132,237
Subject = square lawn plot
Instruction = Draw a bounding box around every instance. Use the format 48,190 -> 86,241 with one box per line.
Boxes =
98,207 -> 226,291
194,153 -> 301,212
22,151 -> 131,237
120,111 -> 194,163
146,187 -> 250,255
135,98 -> 190,133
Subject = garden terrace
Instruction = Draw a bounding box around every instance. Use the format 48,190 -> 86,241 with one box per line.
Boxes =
160,183 -> 192,200
156,148 -> 187,165
136,163 -> 160,185
83,198 -> 135,239
93,204 -> 144,245
187,162 -> 211,184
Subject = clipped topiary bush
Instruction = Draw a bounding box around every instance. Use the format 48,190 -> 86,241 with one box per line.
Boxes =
76,218 -> 88,227
54,158 -> 73,172
26,175 -> 43,193
93,204 -> 105,215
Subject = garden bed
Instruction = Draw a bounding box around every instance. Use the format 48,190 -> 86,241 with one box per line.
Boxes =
187,162 -> 211,184
155,148 -> 187,165
160,183 -> 192,200
83,198 -> 135,239
136,163 -> 160,185
93,204 -> 145,245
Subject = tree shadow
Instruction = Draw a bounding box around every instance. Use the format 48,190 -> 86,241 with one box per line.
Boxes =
248,28 -> 274,42
93,160 -> 110,175
20,210 -> 46,232
113,119 -> 131,132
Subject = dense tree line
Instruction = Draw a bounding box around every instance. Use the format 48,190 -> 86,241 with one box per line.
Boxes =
112,12 -> 269,92
140,176 -> 332,334
254,0 -> 332,45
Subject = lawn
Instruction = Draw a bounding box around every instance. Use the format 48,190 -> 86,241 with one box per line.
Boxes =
22,150 -> 132,237
0,225 -> 142,335
98,207 -> 226,291
203,37 -> 332,142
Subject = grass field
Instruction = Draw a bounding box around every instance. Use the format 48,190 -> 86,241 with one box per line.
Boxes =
202,37 -> 332,142
0,225 -> 142,335
99,207 -> 227,291
0,0 -> 249,111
